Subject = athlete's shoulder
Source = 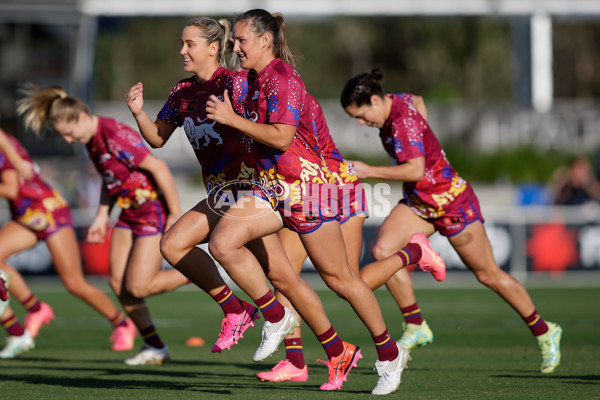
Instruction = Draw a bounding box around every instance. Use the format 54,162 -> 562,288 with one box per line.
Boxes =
395,92 -> 415,104
98,116 -> 139,140
218,66 -> 247,79
390,93 -> 416,117
266,59 -> 302,82
168,76 -> 197,95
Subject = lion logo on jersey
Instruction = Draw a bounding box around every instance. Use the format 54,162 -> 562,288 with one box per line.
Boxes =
183,117 -> 223,149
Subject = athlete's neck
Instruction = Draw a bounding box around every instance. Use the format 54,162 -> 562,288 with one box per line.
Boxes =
195,65 -> 219,84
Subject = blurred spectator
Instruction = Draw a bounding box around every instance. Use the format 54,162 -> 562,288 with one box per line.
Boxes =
550,156 -> 600,205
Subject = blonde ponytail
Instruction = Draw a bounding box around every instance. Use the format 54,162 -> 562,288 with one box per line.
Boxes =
16,83 -> 91,136
186,17 -> 237,69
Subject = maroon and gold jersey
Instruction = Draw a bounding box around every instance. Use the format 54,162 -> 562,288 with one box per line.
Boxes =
86,117 -> 157,210
380,93 -> 469,219
158,67 -> 255,194
0,134 -> 55,204
0,134 -> 72,239
244,58 -> 332,209
301,94 -> 367,221
303,94 -> 359,187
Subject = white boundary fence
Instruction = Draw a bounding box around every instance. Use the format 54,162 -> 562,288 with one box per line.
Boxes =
4,204 -> 600,285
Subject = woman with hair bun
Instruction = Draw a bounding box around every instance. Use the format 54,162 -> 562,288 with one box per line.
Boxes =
341,68 -> 563,374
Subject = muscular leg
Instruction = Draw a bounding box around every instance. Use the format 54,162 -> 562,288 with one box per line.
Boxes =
160,198 -> 230,296
45,227 -> 121,320
258,216 -> 367,377
451,220 -> 561,373
208,196 -> 283,299
209,195 -> 332,335
300,221 -> 388,337
109,227 -> 153,330
0,222 -> 38,303
341,216 -> 365,273
274,215 -> 365,326
449,221 -> 536,317
367,204 -> 434,310
273,227 -> 306,325
124,233 -> 185,299
248,234 -> 331,335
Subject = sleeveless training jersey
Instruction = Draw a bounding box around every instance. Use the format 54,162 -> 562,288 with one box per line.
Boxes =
380,94 -> 469,219
158,67 -> 255,194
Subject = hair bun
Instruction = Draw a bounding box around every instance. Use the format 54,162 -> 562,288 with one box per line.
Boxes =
370,68 -> 384,81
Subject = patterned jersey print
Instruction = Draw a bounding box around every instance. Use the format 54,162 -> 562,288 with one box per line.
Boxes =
86,117 -> 158,209
0,134 -> 67,218
243,58 -> 332,208
302,94 -> 359,187
380,93 -> 468,218
158,67 -> 255,194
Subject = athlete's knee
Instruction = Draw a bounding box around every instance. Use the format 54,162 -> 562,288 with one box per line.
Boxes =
371,242 -> 396,261
321,274 -> 353,300
125,281 -> 151,298
62,277 -> 88,297
472,268 -> 502,290
208,236 -> 234,261
159,232 -> 180,261
269,272 -> 299,294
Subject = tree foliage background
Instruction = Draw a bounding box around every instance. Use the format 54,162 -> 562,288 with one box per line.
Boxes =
94,15 -> 600,102
92,15 -> 600,184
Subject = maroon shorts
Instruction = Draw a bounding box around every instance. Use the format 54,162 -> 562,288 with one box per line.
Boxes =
116,196 -> 167,237
402,184 -> 484,237
251,182 -> 338,234
338,182 -> 369,224
13,190 -> 74,240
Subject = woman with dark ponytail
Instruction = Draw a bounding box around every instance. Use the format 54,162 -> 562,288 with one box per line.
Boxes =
341,68 -> 562,375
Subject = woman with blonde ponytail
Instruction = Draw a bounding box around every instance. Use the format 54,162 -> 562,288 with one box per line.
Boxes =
126,16 -> 263,355
17,83 -> 188,365
0,122 -> 134,358
125,17 -> 346,369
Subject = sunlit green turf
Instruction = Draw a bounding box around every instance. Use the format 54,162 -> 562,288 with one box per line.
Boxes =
0,277 -> 598,399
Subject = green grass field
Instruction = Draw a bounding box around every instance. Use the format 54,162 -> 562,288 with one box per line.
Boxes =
0,277 -> 598,399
